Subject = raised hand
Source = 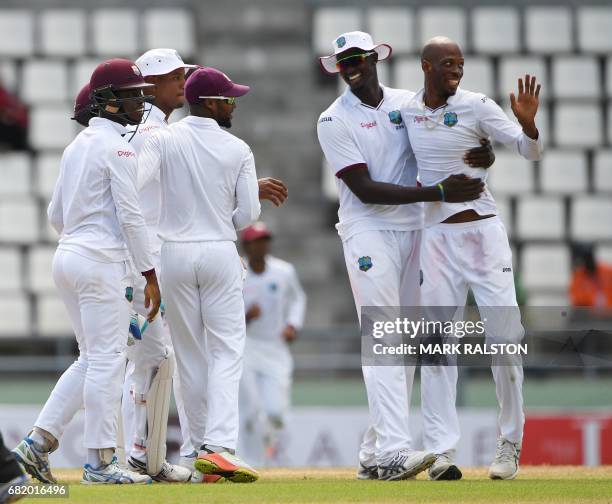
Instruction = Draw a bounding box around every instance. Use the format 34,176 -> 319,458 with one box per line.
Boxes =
509,74 -> 540,139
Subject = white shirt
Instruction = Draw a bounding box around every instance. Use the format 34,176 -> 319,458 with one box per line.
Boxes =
138,115 -> 261,242
48,117 -> 153,273
317,85 -> 423,241
244,255 -> 307,342
127,104 -> 167,254
401,88 -> 543,226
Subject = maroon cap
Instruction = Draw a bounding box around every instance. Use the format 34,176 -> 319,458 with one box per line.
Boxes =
185,67 -> 250,104
74,83 -> 91,115
90,58 -> 154,93
241,221 -> 272,242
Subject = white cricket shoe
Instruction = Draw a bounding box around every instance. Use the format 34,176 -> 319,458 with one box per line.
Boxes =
428,451 -> 462,481
356,462 -> 378,480
127,457 -> 191,483
81,457 -> 152,485
12,438 -> 56,485
489,438 -> 521,480
178,451 -> 196,470
377,450 -> 436,481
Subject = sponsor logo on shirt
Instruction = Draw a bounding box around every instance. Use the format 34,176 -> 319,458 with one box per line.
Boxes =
503,267 -> 512,273
444,112 -> 458,127
414,116 -> 428,124
117,150 -> 136,157
358,256 -> 373,272
360,121 -> 377,129
319,116 -> 333,123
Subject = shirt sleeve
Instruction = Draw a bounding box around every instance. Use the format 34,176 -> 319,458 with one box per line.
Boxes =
108,147 -> 154,273
285,265 -> 307,330
137,132 -> 163,191
473,95 -> 543,161
233,146 -> 261,231
317,114 -> 367,177
47,156 -> 65,235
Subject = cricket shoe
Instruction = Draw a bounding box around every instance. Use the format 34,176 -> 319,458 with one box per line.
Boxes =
428,451 -> 462,481
190,469 -> 227,484
82,457 -> 152,485
195,448 -> 258,483
11,438 -> 56,485
178,451 -> 197,470
0,473 -> 29,504
378,450 -> 436,481
488,438 -> 520,480
356,462 -> 378,480
127,457 -> 191,483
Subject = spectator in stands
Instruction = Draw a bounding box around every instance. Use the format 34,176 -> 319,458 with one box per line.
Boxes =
569,243 -> 612,307
0,81 -> 29,150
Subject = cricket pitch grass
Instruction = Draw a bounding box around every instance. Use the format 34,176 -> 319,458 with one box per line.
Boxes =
37,466 -> 612,503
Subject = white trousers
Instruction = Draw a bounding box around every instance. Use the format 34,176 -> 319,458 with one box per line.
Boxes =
342,229 -> 421,465
420,216 -> 525,454
35,249 -> 130,449
161,241 -> 246,451
122,252 -> 193,459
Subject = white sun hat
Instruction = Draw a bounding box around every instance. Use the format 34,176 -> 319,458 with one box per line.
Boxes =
135,48 -> 198,77
319,31 -> 392,74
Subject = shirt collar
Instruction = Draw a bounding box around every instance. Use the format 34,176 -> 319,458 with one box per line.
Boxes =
181,115 -> 221,129
89,117 -> 129,135
343,83 -> 388,108
146,104 -> 167,124
417,87 -> 461,111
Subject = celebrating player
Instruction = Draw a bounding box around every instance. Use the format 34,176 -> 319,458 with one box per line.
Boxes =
138,67 -> 261,483
401,36 -> 542,480
13,59 -> 161,485
316,31 -> 493,481
239,222 -> 307,464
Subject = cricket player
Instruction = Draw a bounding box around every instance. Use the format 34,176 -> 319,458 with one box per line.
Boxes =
13,58 -> 161,485
118,48 -> 195,483
138,67 -> 261,483
239,222 -> 306,464
317,31 -> 493,481
71,83 -> 95,127
401,37 -> 542,480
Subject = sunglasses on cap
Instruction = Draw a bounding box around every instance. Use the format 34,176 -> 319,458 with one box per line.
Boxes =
335,51 -> 376,71
199,96 -> 236,105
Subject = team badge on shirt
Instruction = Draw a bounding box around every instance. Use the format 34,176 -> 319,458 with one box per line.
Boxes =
388,110 -> 403,125
358,256 -> 373,272
443,111 -> 458,127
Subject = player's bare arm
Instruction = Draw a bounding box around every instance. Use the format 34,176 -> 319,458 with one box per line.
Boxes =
246,304 -> 262,323
258,177 -> 288,206
142,270 -> 161,321
510,74 -> 541,139
339,166 -> 484,205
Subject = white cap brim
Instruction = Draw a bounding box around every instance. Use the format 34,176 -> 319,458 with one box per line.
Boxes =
319,44 -> 392,74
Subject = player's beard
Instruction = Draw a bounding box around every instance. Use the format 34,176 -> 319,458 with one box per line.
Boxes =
219,118 -> 232,128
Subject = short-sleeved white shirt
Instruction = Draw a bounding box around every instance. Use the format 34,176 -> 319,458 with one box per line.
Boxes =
401,88 -> 543,226
317,85 -> 423,241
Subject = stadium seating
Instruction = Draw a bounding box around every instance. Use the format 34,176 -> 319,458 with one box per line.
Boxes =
0,295 -> 30,336
606,56 -> 612,97
0,10 -> 34,57
0,153 -> 31,196
143,9 -> 196,56
0,198 -> 39,244
36,153 -> 62,199
27,247 -> 56,293
312,8 -> 362,55
40,10 -> 87,56
552,56 -> 600,99
71,59 -> 101,98
22,60 -> 69,104
91,9 -> 140,56
495,197 -> 512,234
516,196 -> 565,240
418,7 -> 467,49
29,106 -> 76,150
525,6 -> 573,54
37,294 -> 73,337
577,6 -> 612,52
594,150 -> 612,192
0,60 -> 18,92
486,151 -> 535,196
554,104 -> 603,147
521,244 -> 571,291
571,197 -> 612,241
539,150 -> 588,195
459,58 -> 494,98
0,248 -> 23,292
394,57 -> 423,92
368,7 -> 414,54
498,57 -> 547,100
472,7 -> 520,54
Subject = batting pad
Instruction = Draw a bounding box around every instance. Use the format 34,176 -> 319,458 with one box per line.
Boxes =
145,354 -> 174,475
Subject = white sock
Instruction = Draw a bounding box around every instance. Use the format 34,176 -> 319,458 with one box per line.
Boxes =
87,449 -> 102,469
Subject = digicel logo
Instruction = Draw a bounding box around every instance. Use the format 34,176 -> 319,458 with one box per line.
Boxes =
117,150 -> 135,157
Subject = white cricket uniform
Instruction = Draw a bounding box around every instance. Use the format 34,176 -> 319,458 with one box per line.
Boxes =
401,87 -> 543,454
140,115 -> 260,451
121,104 -> 192,461
239,256 -> 306,454
317,85 -> 423,465
36,117 -> 153,449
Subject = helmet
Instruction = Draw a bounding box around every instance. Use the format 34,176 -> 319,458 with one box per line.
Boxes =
89,58 -> 154,125
71,83 -> 95,127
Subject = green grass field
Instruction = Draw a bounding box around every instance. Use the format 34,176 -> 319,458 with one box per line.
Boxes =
25,466 -> 612,504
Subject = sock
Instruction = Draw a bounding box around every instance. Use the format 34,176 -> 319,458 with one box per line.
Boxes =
87,449 -> 102,469
29,432 -> 49,452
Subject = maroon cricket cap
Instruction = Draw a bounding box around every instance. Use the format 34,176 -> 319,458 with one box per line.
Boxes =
241,221 -> 272,242
185,67 -> 250,104
74,83 -> 92,116
90,58 -> 154,93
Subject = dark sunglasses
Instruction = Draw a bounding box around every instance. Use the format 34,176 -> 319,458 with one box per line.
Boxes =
335,51 -> 376,71
199,96 -> 236,105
